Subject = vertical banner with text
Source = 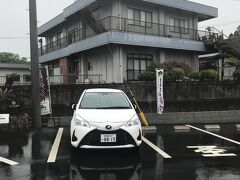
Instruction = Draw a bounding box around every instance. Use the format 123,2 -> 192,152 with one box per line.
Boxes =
156,69 -> 164,114
39,67 -> 51,115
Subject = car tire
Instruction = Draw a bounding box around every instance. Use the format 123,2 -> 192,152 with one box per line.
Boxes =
131,146 -> 140,154
71,146 -> 78,155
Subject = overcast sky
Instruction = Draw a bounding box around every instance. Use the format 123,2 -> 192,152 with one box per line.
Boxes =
0,0 -> 240,59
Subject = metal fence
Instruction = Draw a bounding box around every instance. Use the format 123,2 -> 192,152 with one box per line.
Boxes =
0,74 -> 102,86
39,16 -> 223,56
49,74 -> 102,85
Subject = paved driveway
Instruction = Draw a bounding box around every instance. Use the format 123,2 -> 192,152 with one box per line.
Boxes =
0,124 -> 240,180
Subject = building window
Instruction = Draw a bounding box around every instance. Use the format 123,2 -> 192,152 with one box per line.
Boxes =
68,28 -> 79,44
68,65 -> 77,75
169,17 -> 189,34
128,8 -> 152,27
49,68 -> 54,76
49,35 -> 56,49
56,32 -> 63,47
127,53 -> 153,81
23,74 -> 31,82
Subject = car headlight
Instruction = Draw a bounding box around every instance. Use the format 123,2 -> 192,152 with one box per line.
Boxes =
126,115 -> 141,127
74,115 -> 90,128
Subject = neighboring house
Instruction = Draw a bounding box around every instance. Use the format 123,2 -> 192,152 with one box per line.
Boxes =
38,0 -> 218,84
199,53 -> 239,81
0,63 -> 31,86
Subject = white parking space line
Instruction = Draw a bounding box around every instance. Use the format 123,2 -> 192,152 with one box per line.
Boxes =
142,136 -> 172,159
186,125 -> 240,145
0,157 -> 18,165
47,128 -> 64,163
203,154 -> 236,157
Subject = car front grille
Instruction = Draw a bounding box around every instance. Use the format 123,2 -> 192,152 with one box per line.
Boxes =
79,129 -> 136,147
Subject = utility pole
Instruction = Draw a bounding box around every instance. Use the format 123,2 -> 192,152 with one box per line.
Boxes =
29,0 -> 41,128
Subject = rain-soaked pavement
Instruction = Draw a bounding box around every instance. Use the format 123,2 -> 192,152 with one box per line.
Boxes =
0,124 -> 240,180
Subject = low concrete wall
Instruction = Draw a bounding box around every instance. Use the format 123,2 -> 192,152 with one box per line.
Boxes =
146,110 -> 240,124
1,82 -> 240,117
56,110 -> 240,126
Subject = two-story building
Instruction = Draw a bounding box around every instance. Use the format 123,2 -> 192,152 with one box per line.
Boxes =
38,0 -> 218,84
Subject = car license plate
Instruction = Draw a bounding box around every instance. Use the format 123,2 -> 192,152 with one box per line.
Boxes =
101,134 -> 116,143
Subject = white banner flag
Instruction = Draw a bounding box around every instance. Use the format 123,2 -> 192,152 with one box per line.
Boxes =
156,69 -> 164,114
40,67 -> 52,115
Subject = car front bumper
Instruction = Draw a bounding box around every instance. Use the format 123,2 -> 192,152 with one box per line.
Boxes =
71,121 -> 142,149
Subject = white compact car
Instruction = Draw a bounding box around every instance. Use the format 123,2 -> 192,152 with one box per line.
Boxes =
70,88 -> 142,149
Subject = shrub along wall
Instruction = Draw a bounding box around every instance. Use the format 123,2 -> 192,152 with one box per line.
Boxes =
2,81 -> 240,117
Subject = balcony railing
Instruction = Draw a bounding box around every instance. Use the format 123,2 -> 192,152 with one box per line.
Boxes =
39,28 -> 87,55
0,74 -> 102,86
39,16 -> 223,56
49,74 -> 102,85
0,75 -> 31,86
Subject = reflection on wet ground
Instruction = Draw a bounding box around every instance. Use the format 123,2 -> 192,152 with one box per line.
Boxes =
0,124 -> 240,180
71,149 -> 142,180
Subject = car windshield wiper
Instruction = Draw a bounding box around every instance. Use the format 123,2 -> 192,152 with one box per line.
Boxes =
96,106 -> 131,109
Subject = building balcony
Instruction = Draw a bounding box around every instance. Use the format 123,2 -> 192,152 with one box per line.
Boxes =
39,16 -> 223,58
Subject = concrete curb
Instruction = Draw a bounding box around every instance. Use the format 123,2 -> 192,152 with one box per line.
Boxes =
145,110 -> 240,124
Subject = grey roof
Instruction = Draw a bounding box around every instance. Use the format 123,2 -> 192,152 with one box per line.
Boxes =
38,0 -> 218,36
38,0 -> 96,36
0,63 -> 31,70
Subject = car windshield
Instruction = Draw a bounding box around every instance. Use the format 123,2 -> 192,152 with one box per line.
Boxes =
79,92 -> 132,109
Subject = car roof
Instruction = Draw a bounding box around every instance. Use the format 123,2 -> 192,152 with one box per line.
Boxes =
85,88 -> 123,93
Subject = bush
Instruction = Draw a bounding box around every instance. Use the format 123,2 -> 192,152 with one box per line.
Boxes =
145,61 -> 162,72
163,61 -> 192,76
189,71 -> 200,80
168,68 -> 185,81
200,69 -> 218,81
0,114 -> 29,133
138,71 -> 155,81
138,61 -> 192,82
138,61 -> 164,81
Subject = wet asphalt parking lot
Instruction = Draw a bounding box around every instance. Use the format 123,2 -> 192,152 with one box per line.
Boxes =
1,124 -> 240,180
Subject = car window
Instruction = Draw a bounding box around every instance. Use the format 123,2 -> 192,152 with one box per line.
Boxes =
79,92 -> 132,109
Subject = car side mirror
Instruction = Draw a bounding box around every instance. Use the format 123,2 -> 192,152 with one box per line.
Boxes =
72,104 -> 76,110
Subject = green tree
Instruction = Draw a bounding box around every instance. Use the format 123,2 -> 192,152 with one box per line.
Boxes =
0,52 -> 29,64
229,25 -> 240,38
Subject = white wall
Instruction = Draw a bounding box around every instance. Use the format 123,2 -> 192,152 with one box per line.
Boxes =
74,45 -> 199,83
86,47 -> 113,83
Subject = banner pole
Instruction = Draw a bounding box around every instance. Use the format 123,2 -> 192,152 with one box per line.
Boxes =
46,66 -> 53,120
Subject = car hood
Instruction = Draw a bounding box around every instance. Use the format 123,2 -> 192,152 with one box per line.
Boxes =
75,109 -> 136,123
